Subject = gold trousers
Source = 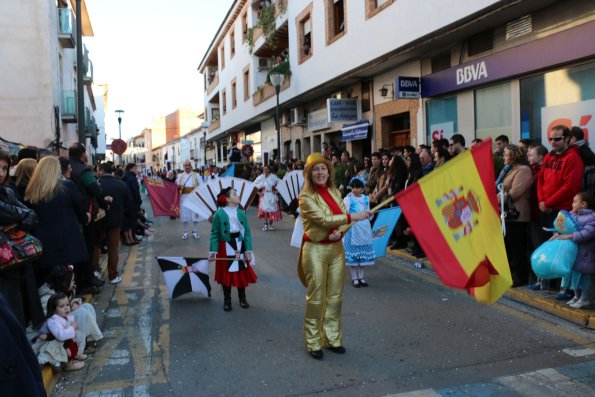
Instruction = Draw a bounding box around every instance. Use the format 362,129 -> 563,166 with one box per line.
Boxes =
301,241 -> 345,351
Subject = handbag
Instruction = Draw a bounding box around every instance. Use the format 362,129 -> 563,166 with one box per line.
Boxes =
504,194 -> 519,220
0,230 -> 43,271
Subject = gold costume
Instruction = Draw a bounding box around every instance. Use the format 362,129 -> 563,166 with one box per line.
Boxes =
298,186 -> 351,351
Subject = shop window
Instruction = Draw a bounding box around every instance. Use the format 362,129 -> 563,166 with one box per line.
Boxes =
475,82 -> 512,141
361,81 -> 371,113
325,0 -> 346,45
297,7 -> 313,64
431,52 -> 451,73
520,61 -> 595,144
230,29 -> 236,58
243,66 -> 250,101
468,30 -> 493,57
426,96 -> 458,142
231,80 -> 237,109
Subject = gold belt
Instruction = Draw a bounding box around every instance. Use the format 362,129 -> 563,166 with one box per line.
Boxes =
181,187 -> 194,194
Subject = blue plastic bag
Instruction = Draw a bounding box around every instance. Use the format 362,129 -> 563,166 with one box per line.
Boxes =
531,210 -> 579,279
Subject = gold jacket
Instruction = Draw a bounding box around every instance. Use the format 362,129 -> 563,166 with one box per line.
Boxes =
299,187 -> 350,242
297,187 -> 351,286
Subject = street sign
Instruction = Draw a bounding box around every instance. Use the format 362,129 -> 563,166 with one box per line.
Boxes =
111,139 -> 127,155
241,144 -> 254,158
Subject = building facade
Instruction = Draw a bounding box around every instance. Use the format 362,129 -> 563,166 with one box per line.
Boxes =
199,0 -> 595,166
0,0 -> 104,158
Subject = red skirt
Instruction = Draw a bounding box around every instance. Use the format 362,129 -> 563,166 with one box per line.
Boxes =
214,241 -> 257,288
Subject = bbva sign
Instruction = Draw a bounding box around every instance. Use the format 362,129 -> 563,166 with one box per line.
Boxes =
456,61 -> 488,85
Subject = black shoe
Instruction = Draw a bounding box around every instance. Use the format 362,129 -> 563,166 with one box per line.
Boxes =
352,280 -> 360,288
309,350 -> 323,360
92,277 -> 105,287
359,279 -> 368,287
223,300 -> 232,312
327,346 -> 346,354
239,300 -> 250,309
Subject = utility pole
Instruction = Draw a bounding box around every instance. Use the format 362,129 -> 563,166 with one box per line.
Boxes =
75,0 -> 85,143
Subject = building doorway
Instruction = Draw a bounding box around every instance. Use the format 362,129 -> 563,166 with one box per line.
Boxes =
382,112 -> 411,148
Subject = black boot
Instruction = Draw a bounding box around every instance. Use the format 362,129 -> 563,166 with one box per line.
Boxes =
223,286 -> 232,311
238,288 -> 249,309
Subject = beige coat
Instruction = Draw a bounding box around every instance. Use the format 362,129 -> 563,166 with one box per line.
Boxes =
502,165 -> 532,223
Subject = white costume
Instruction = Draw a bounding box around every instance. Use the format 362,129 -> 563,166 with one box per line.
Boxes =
253,173 -> 282,226
177,171 -> 202,238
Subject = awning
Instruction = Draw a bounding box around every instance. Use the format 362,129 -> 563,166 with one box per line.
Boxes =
341,120 -> 369,142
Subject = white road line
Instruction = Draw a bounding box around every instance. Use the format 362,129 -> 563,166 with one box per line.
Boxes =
497,368 -> 594,396
562,347 -> 595,357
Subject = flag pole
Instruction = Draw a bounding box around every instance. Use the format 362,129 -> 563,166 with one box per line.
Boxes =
371,195 -> 396,213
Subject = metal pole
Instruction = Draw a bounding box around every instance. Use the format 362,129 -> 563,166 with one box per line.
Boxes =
275,84 -> 281,164
75,0 -> 85,143
203,131 -> 207,167
117,116 -> 122,165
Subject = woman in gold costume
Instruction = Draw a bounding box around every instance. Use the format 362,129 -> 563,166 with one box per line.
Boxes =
298,153 -> 372,360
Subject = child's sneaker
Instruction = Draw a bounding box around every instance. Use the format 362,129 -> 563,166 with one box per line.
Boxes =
64,360 -> 85,371
566,296 -> 580,305
570,299 -> 591,309
528,283 -> 541,291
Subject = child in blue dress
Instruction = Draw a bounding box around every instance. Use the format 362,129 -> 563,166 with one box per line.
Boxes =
343,178 -> 375,287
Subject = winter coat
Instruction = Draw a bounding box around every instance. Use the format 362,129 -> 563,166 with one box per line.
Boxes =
537,146 -> 584,211
98,175 -> 132,229
69,158 -> 102,220
0,293 -> 46,397
502,164 -> 532,223
27,180 -> 89,268
571,209 -> 595,274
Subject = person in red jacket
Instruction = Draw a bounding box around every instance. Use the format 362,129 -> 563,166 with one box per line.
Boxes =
538,125 -> 584,216
537,125 -> 584,300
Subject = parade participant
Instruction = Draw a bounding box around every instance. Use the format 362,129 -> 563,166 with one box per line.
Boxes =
253,164 -> 282,231
208,187 -> 256,312
298,153 -> 371,360
342,177 -> 375,288
176,160 -> 202,239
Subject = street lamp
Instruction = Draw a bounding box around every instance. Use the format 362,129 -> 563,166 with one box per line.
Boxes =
203,131 -> 207,168
115,109 -> 124,165
269,72 -> 285,164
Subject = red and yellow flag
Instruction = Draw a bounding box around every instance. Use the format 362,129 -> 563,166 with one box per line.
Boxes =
144,177 -> 180,217
395,139 -> 511,303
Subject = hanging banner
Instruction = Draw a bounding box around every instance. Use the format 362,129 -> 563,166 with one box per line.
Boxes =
541,99 -> 595,149
430,122 -> 455,142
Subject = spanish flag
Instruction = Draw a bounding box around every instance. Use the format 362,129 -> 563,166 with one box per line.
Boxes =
395,139 -> 511,303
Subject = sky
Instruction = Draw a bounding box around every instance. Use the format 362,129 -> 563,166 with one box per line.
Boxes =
85,0 -> 234,141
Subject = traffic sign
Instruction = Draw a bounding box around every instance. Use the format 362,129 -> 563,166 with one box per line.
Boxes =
241,144 -> 254,158
111,139 -> 127,155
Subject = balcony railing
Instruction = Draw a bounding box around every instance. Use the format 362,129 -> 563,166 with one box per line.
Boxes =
84,59 -> 93,84
57,8 -> 75,48
253,75 -> 290,107
206,71 -> 219,95
61,90 -> 77,122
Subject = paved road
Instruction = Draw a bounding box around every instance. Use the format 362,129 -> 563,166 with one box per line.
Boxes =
54,208 -> 595,397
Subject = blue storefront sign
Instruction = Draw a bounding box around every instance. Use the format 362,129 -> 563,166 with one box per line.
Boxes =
327,98 -> 361,122
341,120 -> 369,142
395,76 -> 421,99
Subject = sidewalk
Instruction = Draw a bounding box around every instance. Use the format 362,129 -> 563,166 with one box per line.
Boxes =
388,248 -> 595,329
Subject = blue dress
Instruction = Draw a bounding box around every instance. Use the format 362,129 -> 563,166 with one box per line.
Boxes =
342,194 -> 375,266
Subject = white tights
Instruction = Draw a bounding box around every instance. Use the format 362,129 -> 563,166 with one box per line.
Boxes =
350,266 -> 365,281
183,221 -> 199,234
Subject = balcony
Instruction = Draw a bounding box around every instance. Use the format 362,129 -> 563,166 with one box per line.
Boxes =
206,70 -> 219,95
253,75 -> 290,107
57,8 -> 76,48
61,90 -> 77,123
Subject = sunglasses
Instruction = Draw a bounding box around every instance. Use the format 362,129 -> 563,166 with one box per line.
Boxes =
549,137 -> 564,142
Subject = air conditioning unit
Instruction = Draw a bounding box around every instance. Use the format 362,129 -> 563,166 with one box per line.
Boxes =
258,57 -> 272,72
280,112 -> 290,126
290,108 -> 305,125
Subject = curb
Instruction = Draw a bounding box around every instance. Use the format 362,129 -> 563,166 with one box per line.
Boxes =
387,248 -> 595,329
42,255 -> 108,395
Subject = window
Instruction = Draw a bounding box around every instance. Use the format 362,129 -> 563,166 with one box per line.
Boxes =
230,29 -> 236,58
243,66 -> 250,101
366,0 -> 394,19
221,89 -> 227,115
426,96 -> 458,142
361,81 -> 371,113
468,30 -> 493,57
431,52 -> 451,73
231,79 -> 237,109
241,11 -> 248,42
296,3 -> 313,64
325,0 -> 346,45
520,61 -> 595,144
220,44 -> 225,70
475,83 -> 512,141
